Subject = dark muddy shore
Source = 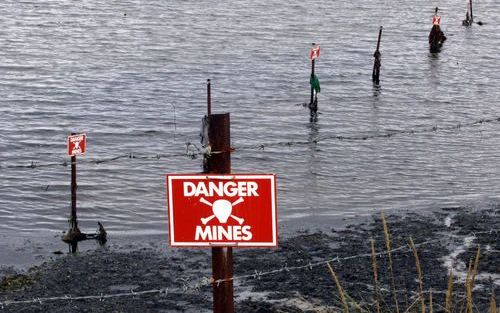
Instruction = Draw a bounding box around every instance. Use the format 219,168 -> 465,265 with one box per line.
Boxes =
1,207 -> 498,312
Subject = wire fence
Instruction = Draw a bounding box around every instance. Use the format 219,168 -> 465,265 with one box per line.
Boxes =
210,229 -> 499,286
1,116 -> 499,171
240,116 -> 500,150
1,229 -> 497,309
0,117 -> 498,308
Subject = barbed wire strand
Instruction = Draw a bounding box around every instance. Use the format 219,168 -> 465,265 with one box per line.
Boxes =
212,228 -> 499,285
0,228 -> 497,308
238,116 -> 500,151
1,116 -> 499,171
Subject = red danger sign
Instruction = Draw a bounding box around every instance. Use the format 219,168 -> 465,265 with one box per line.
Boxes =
67,134 -> 86,156
166,174 -> 277,247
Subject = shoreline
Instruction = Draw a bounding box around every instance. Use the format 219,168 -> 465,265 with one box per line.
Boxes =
1,207 -> 498,312
0,210 -> 368,272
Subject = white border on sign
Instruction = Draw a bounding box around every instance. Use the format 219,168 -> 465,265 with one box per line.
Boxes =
167,174 -> 277,247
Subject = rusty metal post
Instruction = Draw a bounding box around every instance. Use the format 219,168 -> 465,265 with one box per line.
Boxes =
206,114 -> 231,174
63,133 -> 83,247
204,81 -> 233,313
207,113 -> 233,313
207,79 -> 211,116
212,243 -> 233,313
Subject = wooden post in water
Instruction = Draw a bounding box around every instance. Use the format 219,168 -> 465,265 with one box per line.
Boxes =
372,26 -> 383,84
204,82 -> 234,313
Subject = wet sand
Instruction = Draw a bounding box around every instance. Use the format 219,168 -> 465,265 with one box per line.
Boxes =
1,207 -> 498,312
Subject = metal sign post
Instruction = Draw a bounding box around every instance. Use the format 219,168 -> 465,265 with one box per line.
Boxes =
206,80 -> 233,313
64,133 -> 87,250
166,82 -> 278,312
207,113 -> 233,313
67,133 -> 86,230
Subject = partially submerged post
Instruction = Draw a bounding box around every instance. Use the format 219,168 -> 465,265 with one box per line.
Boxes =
429,7 -> 447,53
63,133 -> 86,244
204,81 -> 234,313
71,149 -> 77,229
463,0 -> 482,26
463,0 -> 473,26
470,0 -> 474,23
372,26 -> 383,84
309,43 -> 321,116
63,133 -> 106,249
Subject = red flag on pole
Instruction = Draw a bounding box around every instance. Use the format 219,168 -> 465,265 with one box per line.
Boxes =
310,45 -> 320,60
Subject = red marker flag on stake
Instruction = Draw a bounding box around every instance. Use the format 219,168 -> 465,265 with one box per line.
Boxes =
310,45 -> 320,60
67,134 -> 86,156
432,15 -> 441,26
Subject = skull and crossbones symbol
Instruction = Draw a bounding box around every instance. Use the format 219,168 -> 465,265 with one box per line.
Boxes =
199,197 -> 245,225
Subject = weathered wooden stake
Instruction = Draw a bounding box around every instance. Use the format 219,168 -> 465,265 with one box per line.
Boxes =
372,27 -> 383,84
205,82 -> 234,313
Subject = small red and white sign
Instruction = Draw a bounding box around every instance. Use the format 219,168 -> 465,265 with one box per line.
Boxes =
67,133 -> 86,156
166,174 -> 277,247
310,45 -> 321,60
432,15 -> 441,26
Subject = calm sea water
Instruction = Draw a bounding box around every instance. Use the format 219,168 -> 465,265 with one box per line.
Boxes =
0,0 -> 499,252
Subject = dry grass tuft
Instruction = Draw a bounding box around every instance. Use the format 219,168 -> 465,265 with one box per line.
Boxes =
490,289 -> 497,313
429,289 -> 433,313
324,215 -> 494,313
471,246 -> 481,289
370,239 -> 380,313
409,237 -> 425,313
327,261 -> 349,313
382,212 -> 400,313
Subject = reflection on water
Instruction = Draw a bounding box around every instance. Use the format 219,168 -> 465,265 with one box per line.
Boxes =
428,51 -> 441,82
372,83 -> 382,98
